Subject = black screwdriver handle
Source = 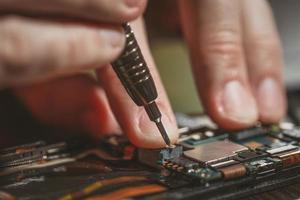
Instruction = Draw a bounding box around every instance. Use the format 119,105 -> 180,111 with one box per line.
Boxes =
111,23 -> 158,107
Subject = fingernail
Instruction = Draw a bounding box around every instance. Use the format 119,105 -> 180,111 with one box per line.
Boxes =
257,78 -> 284,121
124,0 -> 141,7
100,29 -> 124,48
221,80 -> 258,124
138,106 -> 177,148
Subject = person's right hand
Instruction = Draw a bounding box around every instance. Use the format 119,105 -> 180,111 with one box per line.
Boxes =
0,0 -> 147,85
0,1 -> 179,148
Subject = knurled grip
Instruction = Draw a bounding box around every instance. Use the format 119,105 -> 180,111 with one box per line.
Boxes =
111,23 -> 158,106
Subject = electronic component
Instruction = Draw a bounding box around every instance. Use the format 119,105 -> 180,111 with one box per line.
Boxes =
241,141 -> 262,149
282,127 -> 300,140
186,167 -> 222,183
241,136 -> 288,150
0,141 -> 46,155
229,125 -> 270,141
162,157 -> 199,172
268,131 -> 296,143
175,113 -> 217,129
265,144 -> 298,155
244,158 -> 282,176
210,159 -> 239,168
180,133 -> 228,148
255,143 -> 300,168
219,163 -> 247,180
0,142 -> 69,168
3,116 -> 300,199
0,157 -> 75,177
234,150 -> 267,162
98,136 -> 136,160
276,150 -> 300,167
137,146 -> 183,168
183,140 -> 248,166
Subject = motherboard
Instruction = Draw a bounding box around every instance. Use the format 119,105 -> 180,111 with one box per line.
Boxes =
1,113 -> 300,200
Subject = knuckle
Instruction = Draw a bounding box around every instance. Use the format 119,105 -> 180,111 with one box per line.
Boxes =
0,16 -> 32,80
205,40 -> 242,58
54,30 -> 113,70
68,32 -> 101,63
247,33 -> 280,48
0,17 -> 31,62
62,35 -> 83,65
249,36 -> 282,57
95,30 -> 125,63
0,17 -> 30,61
46,29 -> 97,71
117,0 -> 147,21
201,29 -> 244,68
247,35 -> 283,70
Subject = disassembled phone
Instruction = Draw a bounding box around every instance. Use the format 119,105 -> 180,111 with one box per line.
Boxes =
1,112 -> 300,200
0,88 -> 300,200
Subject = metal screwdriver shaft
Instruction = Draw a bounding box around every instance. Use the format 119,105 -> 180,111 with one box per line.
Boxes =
111,23 -> 171,148
156,119 -> 171,146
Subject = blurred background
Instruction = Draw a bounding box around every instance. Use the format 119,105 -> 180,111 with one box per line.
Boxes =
144,0 -> 300,114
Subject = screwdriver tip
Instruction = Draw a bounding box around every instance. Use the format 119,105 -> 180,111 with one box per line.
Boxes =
155,119 -> 173,148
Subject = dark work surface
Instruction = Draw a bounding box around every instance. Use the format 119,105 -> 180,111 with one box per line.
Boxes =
243,183 -> 300,200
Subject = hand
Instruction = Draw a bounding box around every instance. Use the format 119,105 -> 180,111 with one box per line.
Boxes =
0,0 -> 147,85
1,1 -> 178,148
179,0 -> 286,129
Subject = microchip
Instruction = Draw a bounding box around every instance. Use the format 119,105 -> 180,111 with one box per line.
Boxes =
183,140 -> 248,166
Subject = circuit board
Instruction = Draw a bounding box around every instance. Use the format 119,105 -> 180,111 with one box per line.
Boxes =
2,113 -> 300,200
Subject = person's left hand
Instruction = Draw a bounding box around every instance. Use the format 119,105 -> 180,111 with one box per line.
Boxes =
179,0 -> 286,129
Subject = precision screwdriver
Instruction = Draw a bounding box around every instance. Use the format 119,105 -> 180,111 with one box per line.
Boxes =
111,23 -> 172,148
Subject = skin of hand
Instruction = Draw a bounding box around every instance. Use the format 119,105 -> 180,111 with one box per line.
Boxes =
4,0 -> 177,148
179,0 -> 286,129
0,0 -> 286,148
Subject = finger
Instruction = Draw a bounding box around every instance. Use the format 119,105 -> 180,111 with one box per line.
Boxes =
97,18 -> 178,148
14,74 -> 121,137
0,16 -> 125,87
0,0 -> 147,23
179,0 -> 258,130
241,0 -> 286,123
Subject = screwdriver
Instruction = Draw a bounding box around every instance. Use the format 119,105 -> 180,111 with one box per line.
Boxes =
111,23 -> 172,148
